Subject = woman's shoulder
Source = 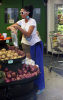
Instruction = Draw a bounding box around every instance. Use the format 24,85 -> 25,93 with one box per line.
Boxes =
17,19 -> 25,24
29,18 -> 36,24
18,19 -> 24,22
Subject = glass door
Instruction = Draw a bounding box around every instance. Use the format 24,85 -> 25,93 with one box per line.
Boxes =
54,4 -> 63,33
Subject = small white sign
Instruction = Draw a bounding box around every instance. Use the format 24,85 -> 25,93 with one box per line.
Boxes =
9,19 -> 14,23
8,60 -> 13,64
6,40 -> 9,43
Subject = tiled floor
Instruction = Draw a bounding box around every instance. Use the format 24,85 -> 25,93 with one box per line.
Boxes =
0,54 -> 63,100
40,66 -> 63,100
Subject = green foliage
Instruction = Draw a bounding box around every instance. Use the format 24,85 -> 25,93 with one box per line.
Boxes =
58,10 -> 61,15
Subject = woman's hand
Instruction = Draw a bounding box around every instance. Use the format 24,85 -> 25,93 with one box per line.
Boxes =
6,23 -> 18,31
7,26 -> 11,30
11,26 -> 17,34
12,25 -> 20,30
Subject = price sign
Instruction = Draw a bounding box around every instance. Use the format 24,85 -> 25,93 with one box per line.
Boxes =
8,60 -> 13,64
6,40 -> 9,43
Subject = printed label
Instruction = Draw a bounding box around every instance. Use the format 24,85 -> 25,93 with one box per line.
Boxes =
6,40 -> 9,43
8,60 -> 13,64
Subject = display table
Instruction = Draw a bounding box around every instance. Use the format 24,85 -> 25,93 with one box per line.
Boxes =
0,40 -> 40,100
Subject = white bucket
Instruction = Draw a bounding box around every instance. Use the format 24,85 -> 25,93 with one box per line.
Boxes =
2,33 -> 7,39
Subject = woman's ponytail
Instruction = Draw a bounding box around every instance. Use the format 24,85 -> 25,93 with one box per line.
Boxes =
28,5 -> 33,18
23,5 -> 33,18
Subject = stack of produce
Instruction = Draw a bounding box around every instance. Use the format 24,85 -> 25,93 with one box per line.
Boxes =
0,33 -> 11,40
0,47 -> 25,61
4,64 -> 40,83
22,57 -> 35,66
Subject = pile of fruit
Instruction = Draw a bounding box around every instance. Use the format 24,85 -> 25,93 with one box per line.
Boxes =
0,33 -> 11,40
0,47 -> 25,61
3,64 -> 40,83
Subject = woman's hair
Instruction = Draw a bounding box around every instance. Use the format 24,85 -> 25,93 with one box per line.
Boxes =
22,5 -> 33,18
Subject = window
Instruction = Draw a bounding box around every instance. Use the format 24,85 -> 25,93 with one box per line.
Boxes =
33,8 -> 41,23
5,8 -> 18,24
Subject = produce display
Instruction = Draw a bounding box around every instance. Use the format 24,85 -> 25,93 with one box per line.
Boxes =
0,64 -> 40,83
0,46 -> 25,61
0,33 -> 11,40
0,35 -> 40,89
58,10 -> 63,25
55,8 -> 63,32
4,37 -> 12,40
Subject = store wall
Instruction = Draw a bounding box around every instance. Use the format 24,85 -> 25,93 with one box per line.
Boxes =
0,0 -> 47,45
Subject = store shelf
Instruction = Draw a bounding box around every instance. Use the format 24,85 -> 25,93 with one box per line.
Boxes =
0,74 -> 39,88
0,56 -> 26,64
0,39 -> 12,44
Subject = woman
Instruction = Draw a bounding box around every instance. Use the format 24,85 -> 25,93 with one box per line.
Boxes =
7,5 -> 45,91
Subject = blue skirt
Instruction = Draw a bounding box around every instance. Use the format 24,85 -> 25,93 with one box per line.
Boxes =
30,41 -> 45,90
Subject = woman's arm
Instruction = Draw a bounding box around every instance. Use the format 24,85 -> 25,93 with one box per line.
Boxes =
7,23 -> 20,34
36,31 -> 39,36
7,23 -> 18,30
13,25 -> 35,37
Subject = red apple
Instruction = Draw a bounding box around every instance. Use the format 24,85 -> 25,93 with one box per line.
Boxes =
30,68 -> 35,72
29,65 -> 33,68
19,74 -> 22,79
34,72 -> 38,76
7,74 -> 12,79
26,67 -> 29,71
4,77 -> 8,81
37,69 -> 41,74
12,72 -> 16,77
4,68 -> 8,72
23,70 -> 27,74
6,72 -> 10,76
22,67 -> 26,71
22,64 -> 26,68
21,75 -> 25,80
16,76 -> 20,80
31,73 -> 35,77
11,78 -> 16,81
8,70 -> 13,74
5,78 -> 11,83
25,73 -> 31,79
18,69 -> 22,75
0,33 -> 1,37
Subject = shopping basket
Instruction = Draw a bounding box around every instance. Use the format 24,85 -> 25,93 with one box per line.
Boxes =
49,33 -> 63,72
49,33 -> 63,56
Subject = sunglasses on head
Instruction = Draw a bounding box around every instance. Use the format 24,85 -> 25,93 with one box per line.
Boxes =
20,11 -> 28,14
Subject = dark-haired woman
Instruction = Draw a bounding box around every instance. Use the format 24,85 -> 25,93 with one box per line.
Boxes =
7,5 -> 45,92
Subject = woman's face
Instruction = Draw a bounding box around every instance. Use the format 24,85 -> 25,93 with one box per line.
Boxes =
20,9 -> 29,19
